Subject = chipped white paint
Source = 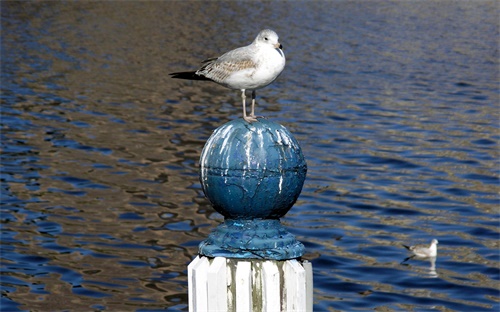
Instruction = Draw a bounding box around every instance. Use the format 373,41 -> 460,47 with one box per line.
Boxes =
278,174 -> 283,194
244,129 -> 253,170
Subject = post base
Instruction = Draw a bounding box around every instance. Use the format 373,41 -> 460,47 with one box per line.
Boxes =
188,256 -> 313,312
198,219 -> 305,260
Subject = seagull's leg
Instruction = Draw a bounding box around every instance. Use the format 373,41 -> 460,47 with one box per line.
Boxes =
250,90 -> 263,119
241,89 -> 247,119
242,89 -> 257,123
400,255 -> 414,264
250,90 -> 256,117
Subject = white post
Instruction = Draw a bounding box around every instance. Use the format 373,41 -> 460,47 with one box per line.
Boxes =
262,261 -> 280,312
188,256 -> 313,312
284,259 -> 306,311
303,260 -> 314,311
236,261 -> 252,311
208,257 -> 227,311
188,256 -> 209,312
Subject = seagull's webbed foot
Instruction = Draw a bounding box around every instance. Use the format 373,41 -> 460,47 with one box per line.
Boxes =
249,114 -> 265,120
244,115 -> 258,123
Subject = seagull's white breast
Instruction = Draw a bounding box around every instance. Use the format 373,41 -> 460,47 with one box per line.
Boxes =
221,45 -> 285,90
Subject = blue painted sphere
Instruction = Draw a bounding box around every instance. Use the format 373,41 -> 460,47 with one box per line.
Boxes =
200,119 -> 307,219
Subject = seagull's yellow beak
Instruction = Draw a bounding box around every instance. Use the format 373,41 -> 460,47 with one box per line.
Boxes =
274,43 -> 283,49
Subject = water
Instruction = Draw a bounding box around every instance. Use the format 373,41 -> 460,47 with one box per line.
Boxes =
1,1 -> 499,311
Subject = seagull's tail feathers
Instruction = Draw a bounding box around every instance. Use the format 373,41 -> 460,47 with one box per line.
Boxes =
402,244 -> 411,251
169,71 -> 210,81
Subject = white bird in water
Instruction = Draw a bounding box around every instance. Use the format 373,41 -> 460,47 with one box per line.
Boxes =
403,239 -> 439,258
170,29 -> 286,123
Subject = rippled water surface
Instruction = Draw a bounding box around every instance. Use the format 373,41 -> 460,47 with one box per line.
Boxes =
2,1 -> 499,311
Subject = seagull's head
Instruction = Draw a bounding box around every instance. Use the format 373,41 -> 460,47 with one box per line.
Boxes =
431,239 -> 439,245
255,29 -> 282,50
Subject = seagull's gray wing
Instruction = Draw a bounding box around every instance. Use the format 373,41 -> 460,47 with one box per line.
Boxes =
197,49 -> 257,83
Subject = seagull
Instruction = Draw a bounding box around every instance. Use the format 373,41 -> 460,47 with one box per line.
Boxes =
403,239 -> 439,258
170,29 -> 286,123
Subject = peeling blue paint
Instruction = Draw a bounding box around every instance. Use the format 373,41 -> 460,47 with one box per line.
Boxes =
199,119 -> 307,259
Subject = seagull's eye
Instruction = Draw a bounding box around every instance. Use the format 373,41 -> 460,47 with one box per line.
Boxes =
264,37 -> 268,41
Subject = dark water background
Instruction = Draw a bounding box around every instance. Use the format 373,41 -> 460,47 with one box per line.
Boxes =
1,1 -> 499,311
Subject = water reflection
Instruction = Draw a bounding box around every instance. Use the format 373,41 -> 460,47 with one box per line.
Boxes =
401,256 -> 438,278
429,257 -> 437,278
2,1 -> 499,311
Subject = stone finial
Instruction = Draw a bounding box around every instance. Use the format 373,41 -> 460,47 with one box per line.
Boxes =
198,119 -> 307,260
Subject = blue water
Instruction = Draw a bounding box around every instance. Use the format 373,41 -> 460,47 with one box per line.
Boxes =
2,1 -> 499,311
